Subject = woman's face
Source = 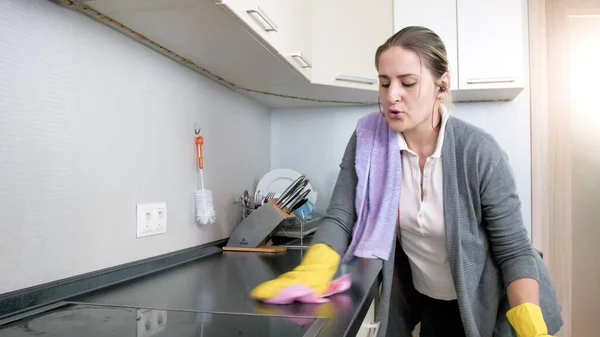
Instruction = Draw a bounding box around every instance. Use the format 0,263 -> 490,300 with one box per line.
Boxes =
377,46 -> 447,133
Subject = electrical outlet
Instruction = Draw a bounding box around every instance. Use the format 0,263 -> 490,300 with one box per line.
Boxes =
136,309 -> 167,337
153,204 -> 167,233
136,203 -> 167,238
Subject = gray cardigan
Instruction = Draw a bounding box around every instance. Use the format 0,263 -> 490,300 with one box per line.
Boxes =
312,116 -> 563,337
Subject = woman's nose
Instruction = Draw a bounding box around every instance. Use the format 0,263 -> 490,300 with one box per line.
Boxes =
386,82 -> 404,104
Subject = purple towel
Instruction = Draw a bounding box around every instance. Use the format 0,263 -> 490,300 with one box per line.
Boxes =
342,112 -> 402,263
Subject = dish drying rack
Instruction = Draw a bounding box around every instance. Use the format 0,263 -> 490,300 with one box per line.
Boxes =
237,191 -> 321,242
273,212 -> 323,240
237,188 -> 310,220
226,181 -> 319,252
236,189 -> 269,220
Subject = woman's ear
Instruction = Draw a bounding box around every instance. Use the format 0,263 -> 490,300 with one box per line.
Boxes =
442,72 -> 451,91
437,72 -> 451,99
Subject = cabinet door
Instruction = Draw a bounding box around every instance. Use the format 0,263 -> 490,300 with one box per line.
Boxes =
311,0 -> 393,91
356,299 -> 378,337
456,0 -> 525,90
278,1 -> 313,81
393,0 -> 458,92
216,0 -> 288,54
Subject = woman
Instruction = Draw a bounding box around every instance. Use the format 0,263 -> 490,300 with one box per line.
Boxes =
251,26 -> 563,337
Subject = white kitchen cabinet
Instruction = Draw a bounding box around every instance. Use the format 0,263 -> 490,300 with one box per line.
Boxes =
356,299 -> 379,337
215,0 -> 313,81
277,1 -> 313,81
79,0 -> 199,14
456,0 -> 525,91
393,0 -> 525,101
393,0 -> 458,91
310,0 -> 394,91
216,1 -> 287,53
73,0 -> 527,107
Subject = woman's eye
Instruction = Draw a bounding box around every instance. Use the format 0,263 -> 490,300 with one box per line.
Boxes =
403,83 -> 416,88
381,83 -> 390,88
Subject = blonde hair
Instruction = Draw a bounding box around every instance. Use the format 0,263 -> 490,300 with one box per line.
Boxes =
375,26 -> 453,108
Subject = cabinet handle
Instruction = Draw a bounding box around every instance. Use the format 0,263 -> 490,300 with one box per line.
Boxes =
335,75 -> 377,85
290,53 -> 312,68
466,77 -> 516,84
246,6 -> 278,32
363,322 -> 380,337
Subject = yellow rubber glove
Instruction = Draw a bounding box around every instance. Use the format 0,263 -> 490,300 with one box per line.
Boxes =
250,243 -> 340,300
506,302 -> 554,337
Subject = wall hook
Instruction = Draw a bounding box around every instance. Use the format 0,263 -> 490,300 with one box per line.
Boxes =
194,123 -> 201,135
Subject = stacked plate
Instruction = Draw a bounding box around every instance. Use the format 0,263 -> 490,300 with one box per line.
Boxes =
256,169 -> 318,207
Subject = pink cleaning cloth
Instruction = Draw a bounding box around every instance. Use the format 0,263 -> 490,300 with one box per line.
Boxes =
262,274 -> 352,304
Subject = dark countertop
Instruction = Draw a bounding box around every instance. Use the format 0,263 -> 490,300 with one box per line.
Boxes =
71,247 -> 383,337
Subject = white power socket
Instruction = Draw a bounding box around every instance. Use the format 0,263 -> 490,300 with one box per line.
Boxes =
136,309 -> 167,337
136,203 -> 167,238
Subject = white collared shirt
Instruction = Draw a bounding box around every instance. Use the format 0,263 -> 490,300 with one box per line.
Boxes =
397,107 -> 457,300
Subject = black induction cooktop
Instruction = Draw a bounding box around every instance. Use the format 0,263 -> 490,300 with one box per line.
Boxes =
0,302 -> 327,337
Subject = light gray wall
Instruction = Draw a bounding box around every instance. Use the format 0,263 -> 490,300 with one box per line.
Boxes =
270,96 -> 532,236
0,0 -> 271,294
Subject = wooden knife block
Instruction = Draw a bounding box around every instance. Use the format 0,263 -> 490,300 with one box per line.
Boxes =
223,199 -> 294,253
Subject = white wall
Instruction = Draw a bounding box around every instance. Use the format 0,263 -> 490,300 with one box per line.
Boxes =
271,95 -> 532,236
0,0 -> 271,294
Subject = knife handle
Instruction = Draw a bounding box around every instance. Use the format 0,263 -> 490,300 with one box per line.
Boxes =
268,198 -> 295,219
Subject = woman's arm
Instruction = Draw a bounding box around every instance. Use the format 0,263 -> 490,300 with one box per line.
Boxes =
479,150 -> 540,307
508,279 -> 540,307
311,130 -> 358,256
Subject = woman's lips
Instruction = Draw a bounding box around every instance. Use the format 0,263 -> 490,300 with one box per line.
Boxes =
388,109 -> 404,119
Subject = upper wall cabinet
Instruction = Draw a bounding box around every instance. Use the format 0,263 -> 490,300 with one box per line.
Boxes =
394,0 -> 526,102
217,0 -> 393,92
393,0 -> 459,93
73,0 -> 525,107
216,0 -> 313,81
456,0 -> 525,93
310,0 -> 393,92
